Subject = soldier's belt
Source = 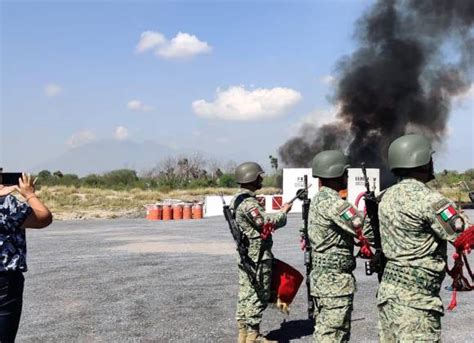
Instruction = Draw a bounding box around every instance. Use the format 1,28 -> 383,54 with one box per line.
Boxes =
382,263 -> 444,296
312,253 -> 355,273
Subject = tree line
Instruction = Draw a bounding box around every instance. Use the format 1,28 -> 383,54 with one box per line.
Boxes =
35,156 -> 282,191
34,155 -> 473,192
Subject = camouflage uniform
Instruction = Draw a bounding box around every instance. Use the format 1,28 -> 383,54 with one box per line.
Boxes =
230,189 -> 287,329
308,186 -> 373,343
378,178 -> 470,342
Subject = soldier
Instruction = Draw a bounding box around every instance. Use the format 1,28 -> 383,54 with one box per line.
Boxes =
231,162 -> 292,343
377,134 -> 470,342
309,150 -> 373,343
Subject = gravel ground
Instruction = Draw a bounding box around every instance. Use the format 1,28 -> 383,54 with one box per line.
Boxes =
17,210 -> 474,342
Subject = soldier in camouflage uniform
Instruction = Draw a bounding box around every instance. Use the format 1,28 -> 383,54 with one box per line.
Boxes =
309,150 -> 373,343
377,134 -> 470,342
231,162 -> 292,343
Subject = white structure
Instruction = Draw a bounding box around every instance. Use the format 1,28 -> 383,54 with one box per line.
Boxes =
282,168 -> 319,213
205,194 -> 280,217
347,168 -> 380,211
204,167 -> 380,217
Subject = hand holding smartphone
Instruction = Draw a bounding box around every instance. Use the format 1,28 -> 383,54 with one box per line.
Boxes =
0,172 -> 23,186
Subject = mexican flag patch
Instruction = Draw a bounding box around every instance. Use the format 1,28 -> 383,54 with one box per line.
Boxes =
341,207 -> 356,221
440,206 -> 456,221
250,207 -> 261,217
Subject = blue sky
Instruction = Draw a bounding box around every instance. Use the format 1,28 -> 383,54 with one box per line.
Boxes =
1,0 -> 472,173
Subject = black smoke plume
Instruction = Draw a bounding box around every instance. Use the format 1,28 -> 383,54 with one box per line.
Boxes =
279,0 -> 473,187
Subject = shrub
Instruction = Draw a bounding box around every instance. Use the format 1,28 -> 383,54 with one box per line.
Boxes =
218,174 -> 237,188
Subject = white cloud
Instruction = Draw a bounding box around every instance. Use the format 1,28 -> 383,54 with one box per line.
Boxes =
44,83 -> 62,97
156,32 -> 212,59
320,75 -> 336,86
135,30 -> 212,59
67,130 -> 95,148
135,31 -> 166,53
192,85 -> 302,121
127,100 -> 153,112
114,126 -> 129,141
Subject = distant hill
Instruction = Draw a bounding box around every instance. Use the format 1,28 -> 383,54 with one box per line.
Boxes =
33,140 -> 175,176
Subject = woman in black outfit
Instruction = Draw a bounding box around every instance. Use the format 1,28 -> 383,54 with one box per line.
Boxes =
0,173 -> 52,342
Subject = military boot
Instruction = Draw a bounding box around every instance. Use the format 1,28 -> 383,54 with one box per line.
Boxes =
237,320 -> 247,343
245,329 -> 277,343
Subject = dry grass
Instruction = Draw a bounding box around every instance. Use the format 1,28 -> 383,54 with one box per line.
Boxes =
31,186 -> 281,220
438,187 -> 471,203
28,185 -> 469,220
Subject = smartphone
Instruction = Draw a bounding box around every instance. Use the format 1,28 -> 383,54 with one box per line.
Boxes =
0,172 -> 23,186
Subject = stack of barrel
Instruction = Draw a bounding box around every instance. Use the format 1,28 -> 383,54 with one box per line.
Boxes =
146,203 -> 204,221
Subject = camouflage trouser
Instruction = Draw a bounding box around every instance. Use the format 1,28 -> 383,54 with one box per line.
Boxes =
378,300 -> 441,343
236,259 -> 272,328
313,295 -> 353,343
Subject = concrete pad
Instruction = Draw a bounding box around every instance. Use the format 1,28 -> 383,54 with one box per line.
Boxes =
17,211 -> 474,342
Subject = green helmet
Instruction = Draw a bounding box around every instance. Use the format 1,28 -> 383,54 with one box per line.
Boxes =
235,162 -> 264,184
388,134 -> 433,170
312,150 -> 350,178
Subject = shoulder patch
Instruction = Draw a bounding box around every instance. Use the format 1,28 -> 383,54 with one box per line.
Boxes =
338,203 -> 363,229
431,199 -> 463,235
246,206 -> 264,227
431,199 -> 450,213
338,203 -> 354,217
337,202 -> 352,216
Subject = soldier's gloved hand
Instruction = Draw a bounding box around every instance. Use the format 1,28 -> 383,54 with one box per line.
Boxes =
366,251 -> 382,275
281,202 -> 293,214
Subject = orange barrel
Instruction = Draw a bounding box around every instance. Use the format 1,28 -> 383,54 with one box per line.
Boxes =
272,195 -> 283,210
192,203 -> 203,219
339,189 -> 348,200
145,205 -> 153,220
149,205 -> 162,221
156,204 -> 163,220
183,204 -> 192,220
173,204 -> 183,220
162,204 -> 172,220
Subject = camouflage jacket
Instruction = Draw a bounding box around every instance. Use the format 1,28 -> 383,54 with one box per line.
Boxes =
378,178 -> 470,312
309,186 -> 373,257
308,186 -> 373,297
0,195 -> 32,272
230,189 -> 287,263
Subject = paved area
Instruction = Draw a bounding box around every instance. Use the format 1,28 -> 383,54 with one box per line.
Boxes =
17,211 -> 474,342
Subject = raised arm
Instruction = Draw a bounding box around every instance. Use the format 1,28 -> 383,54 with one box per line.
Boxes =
19,173 -> 53,229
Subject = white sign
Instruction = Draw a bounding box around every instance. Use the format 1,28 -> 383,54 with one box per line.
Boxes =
205,167 -> 380,217
282,168 -> 319,213
204,194 -> 281,217
347,168 -> 380,211
282,168 -> 380,213
204,195 -> 232,217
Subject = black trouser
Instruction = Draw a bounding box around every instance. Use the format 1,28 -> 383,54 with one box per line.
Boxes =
0,271 -> 24,343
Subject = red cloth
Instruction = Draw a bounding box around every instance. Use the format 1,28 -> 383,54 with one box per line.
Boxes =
355,228 -> 374,258
260,221 -> 276,240
454,225 -> 474,252
447,226 -> 474,311
271,259 -> 304,305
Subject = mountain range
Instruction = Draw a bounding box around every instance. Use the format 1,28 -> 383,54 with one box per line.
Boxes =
33,140 -> 176,176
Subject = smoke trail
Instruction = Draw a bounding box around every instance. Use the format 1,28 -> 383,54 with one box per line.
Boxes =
279,0 -> 473,186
